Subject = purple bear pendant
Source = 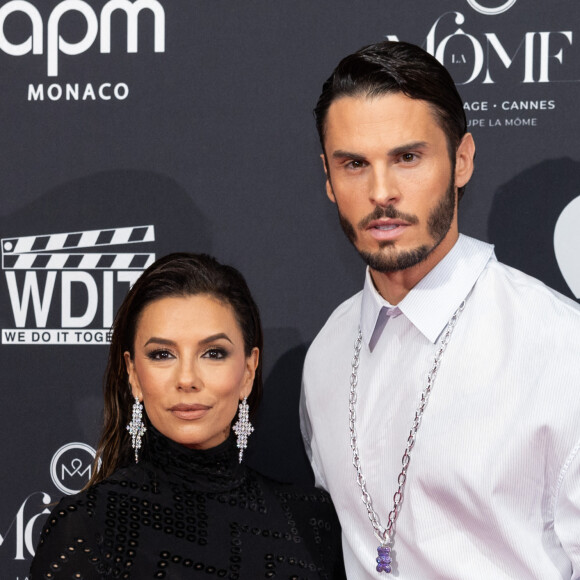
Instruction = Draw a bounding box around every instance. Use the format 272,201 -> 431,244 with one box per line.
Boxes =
376,545 -> 392,573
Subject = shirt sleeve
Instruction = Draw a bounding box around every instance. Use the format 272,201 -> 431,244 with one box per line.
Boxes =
299,378 -> 313,461
300,369 -> 328,491
554,438 -> 580,580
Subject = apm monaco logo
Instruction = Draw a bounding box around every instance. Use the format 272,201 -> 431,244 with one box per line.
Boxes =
0,0 -> 166,101
1,224 -> 155,345
50,442 -> 98,495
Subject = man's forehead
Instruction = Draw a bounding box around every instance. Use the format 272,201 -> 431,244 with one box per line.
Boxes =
324,93 -> 443,146
327,92 -> 435,120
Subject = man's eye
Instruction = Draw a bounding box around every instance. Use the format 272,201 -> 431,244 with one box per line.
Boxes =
401,153 -> 416,162
147,349 -> 173,360
347,160 -> 365,169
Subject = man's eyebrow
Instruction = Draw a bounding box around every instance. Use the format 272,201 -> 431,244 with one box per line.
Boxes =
331,142 -> 429,160
331,150 -> 365,160
388,141 -> 429,156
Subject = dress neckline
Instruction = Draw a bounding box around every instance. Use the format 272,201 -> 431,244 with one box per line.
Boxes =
141,423 -> 246,492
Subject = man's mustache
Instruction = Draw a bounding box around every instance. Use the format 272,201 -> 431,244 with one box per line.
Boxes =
358,205 -> 419,229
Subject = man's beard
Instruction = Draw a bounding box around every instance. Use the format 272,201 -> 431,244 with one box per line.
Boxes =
337,177 -> 456,273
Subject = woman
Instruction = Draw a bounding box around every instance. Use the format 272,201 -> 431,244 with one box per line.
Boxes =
31,253 -> 345,579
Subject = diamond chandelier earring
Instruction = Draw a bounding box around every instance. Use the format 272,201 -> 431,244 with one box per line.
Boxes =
232,397 -> 254,463
127,396 -> 146,463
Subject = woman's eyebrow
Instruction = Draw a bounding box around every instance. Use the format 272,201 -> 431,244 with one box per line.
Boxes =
198,333 -> 233,345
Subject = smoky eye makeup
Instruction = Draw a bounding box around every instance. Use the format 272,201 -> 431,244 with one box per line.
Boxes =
145,348 -> 175,361
201,346 -> 230,360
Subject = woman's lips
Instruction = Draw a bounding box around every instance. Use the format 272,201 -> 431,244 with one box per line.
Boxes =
169,403 -> 211,420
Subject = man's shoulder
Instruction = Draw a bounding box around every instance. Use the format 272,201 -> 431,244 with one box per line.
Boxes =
485,258 -> 580,318
304,290 -> 363,361
312,289 -> 362,338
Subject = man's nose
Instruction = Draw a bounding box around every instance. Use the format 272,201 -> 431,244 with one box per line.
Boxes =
369,167 -> 399,206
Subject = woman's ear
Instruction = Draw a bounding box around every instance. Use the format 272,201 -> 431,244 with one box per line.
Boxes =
241,347 -> 259,400
124,351 -> 142,400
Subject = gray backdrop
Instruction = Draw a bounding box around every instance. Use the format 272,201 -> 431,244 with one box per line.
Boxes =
1,1 -> 579,575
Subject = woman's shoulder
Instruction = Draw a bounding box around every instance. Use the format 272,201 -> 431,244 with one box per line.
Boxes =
36,468 -> 131,541
37,463 -> 153,542
244,466 -> 341,529
247,467 -> 333,501
243,467 -> 346,579
30,487 -> 101,578
30,464 -> 153,579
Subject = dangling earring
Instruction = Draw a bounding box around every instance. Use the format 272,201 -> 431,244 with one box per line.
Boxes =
127,396 -> 146,463
232,397 -> 253,463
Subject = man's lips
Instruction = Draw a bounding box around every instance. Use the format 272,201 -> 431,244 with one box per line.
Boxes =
169,403 -> 211,420
366,219 -> 410,240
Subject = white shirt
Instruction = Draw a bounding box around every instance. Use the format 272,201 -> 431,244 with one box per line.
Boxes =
301,234 -> 580,580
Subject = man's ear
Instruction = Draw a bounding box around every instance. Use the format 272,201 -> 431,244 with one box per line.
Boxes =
455,133 -> 475,190
322,153 -> 336,203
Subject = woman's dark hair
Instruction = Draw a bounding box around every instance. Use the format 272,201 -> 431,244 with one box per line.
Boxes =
314,40 -> 469,200
86,253 -> 263,486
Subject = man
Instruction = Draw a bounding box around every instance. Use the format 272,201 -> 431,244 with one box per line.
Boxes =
300,40 -> 580,579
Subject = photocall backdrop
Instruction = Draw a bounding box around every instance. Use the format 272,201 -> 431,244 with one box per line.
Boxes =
1,0 -> 579,575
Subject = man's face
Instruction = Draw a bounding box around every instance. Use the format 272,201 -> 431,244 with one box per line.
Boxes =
323,92 -> 473,274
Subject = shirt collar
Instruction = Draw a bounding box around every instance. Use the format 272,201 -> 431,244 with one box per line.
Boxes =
360,234 -> 495,346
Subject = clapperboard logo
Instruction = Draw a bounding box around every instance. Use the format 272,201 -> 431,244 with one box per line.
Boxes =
1,225 -> 155,345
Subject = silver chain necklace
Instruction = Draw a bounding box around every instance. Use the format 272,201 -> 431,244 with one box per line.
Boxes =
349,300 -> 465,574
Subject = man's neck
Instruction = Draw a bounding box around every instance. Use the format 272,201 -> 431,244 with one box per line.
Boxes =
370,232 -> 459,305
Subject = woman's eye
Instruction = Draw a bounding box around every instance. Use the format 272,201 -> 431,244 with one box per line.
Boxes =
147,349 -> 173,360
202,348 -> 227,360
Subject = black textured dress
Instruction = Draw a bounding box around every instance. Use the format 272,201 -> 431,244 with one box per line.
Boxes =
30,427 -> 345,579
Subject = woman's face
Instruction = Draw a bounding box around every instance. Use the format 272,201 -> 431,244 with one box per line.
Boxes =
125,294 -> 259,450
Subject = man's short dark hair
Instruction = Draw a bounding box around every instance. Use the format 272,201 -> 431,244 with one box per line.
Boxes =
314,41 -> 469,199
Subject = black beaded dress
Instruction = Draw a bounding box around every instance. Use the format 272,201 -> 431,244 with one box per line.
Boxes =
30,426 -> 345,580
